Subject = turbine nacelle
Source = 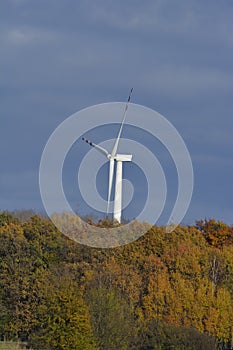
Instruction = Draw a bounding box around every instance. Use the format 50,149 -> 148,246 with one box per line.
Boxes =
107,154 -> 132,162
114,154 -> 132,162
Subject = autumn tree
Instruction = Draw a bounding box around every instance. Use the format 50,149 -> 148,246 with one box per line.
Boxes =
28,271 -> 98,350
196,219 -> 233,247
0,222 -> 39,340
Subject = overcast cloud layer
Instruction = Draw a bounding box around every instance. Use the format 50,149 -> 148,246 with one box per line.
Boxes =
0,0 -> 232,224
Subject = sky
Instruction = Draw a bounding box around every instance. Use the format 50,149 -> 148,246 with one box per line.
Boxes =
0,0 -> 233,225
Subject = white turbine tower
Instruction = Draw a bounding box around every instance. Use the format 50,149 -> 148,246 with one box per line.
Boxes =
82,88 -> 133,223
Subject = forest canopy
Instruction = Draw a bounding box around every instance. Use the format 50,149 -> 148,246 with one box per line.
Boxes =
0,210 -> 233,349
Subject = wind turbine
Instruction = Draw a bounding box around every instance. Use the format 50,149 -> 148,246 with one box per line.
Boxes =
82,88 -> 133,223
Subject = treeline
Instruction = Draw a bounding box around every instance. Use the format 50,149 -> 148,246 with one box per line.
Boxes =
0,211 -> 233,349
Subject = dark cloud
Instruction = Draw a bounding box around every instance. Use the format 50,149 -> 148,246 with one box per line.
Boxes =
1,0 -> 232,223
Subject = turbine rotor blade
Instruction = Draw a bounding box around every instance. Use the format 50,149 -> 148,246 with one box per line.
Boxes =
111,88 -> 133,157
107,158 -> 114,215
82,137 -> 109,157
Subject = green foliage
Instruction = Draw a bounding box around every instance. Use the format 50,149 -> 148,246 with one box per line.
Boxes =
28,272 -> 97,350
137,320 -> 217,350
86,286 -> 135,350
